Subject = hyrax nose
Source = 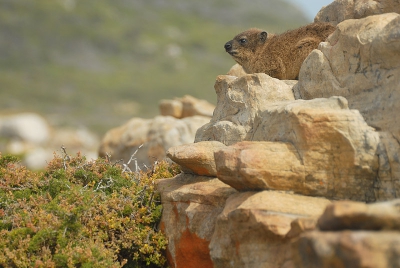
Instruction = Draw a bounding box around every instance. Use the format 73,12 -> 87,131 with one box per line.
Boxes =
224,42 -> 232,51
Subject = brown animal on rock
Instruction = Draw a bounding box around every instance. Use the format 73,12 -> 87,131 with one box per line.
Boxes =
224,22 -> 335,80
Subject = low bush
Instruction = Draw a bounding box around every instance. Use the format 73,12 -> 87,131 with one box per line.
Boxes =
0,150 -> 180,267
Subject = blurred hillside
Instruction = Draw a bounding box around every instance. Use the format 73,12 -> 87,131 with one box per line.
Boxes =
0,0 -> 309,135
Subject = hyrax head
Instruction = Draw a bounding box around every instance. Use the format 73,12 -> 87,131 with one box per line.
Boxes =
224,28 -> 268,67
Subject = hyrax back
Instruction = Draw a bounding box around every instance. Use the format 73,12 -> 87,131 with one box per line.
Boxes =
224,22 -> 335,80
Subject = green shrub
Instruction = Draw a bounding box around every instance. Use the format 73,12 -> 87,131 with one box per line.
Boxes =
0,152 -> 180,267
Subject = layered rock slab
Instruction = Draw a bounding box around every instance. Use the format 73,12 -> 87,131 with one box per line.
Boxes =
195,73 -> 295,145
212,96 -> 380,201
210,191 -> 331,268
157,174 -> 236,268
166,141 -> 226,176
296,12 -> 400,199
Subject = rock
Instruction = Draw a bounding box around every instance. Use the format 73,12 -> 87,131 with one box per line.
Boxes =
195,73 -> 295,145
209,191 -> 331,268
212,95 -> 379,201
315,0 -> 400,25
180,95 -> 215,118
215,141 -> 305,192
297,13 -> 400,135
99,115 -> 210,168
159,99 -> 183,118
159,95 -> 215,119
0,113 -> 51,144
296,13 -> 400,199
317,199 -> 400,231
293,231 -> 400,268
23,147 -> 53,170
0,113 -> 99,170
227,63 -> 247,77
166,141 -> 226,176
157,173 -> 237,268
286,218 -> 318,239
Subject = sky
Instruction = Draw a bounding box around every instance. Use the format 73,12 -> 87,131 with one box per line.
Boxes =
287,0 -> 334,20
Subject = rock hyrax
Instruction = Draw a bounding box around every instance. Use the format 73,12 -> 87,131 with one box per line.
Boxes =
224,22 -> 335,80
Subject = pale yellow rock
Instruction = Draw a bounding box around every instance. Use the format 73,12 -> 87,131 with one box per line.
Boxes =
297,13 -> 400,199
159,99 -> 183,118
210,191 -> 331,268
180,95 -> 215,118
315,0 -> 400,25
227,63 -> 247,77
298,13 -> 400,131
159,95 -> 215,119
215,141 -> 305,191
213,97 -> 380,201
167,141 -> 226,176
98,115 -> 210,168
195,73 -> 296,145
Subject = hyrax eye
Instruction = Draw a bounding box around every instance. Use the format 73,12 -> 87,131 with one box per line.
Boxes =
239,38 -> 247,44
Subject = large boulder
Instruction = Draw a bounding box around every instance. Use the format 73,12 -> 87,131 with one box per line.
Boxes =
193,74 -> 380,201
99,115 -> 210,168
296,13 -> 400,200
210,191 -> 331,268
315,0 -> 400,25
0,113 -> 51,144
195,73 -> 295,145
297,13 -> 400,134
0,113 -> 99,169
157,174 -> 236,268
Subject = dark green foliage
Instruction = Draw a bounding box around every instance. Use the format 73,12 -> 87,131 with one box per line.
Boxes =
0,152 -> 181,267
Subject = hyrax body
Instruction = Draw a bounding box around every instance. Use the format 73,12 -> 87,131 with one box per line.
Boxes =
224,22 -> 335,80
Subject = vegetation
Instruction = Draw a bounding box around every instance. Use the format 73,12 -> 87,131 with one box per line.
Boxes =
0,151 -> 181,267
0,0 -> 309,135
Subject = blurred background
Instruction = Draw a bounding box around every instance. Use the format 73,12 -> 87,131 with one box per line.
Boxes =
0,0 -> 331,137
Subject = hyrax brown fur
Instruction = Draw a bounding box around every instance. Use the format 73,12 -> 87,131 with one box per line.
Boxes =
224,22 -> 335,80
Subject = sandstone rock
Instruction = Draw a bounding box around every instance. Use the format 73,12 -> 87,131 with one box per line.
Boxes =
213,96 -> 380,201
160,95 -> 215,118
180,95 -> 215,118
215,141 -> 305,191
210,191 -> 331,268
0,113 -> 51,144
375,132 -> 400,199
195,73 -> 295,145
159,99 -> 183,118
317,199 -> 400,231
296,13 -> 400,199
227,63 -> 247,77
99,115 -> 210,168
297,13 -> 400,134
315,0 -> 400,25
166,141 -> 226,176
293,230 -> 400,268
286,217 -> 318,239
157,173 -> 236,268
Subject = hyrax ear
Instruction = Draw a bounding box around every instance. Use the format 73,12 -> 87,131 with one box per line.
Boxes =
259,31 -> 268,43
